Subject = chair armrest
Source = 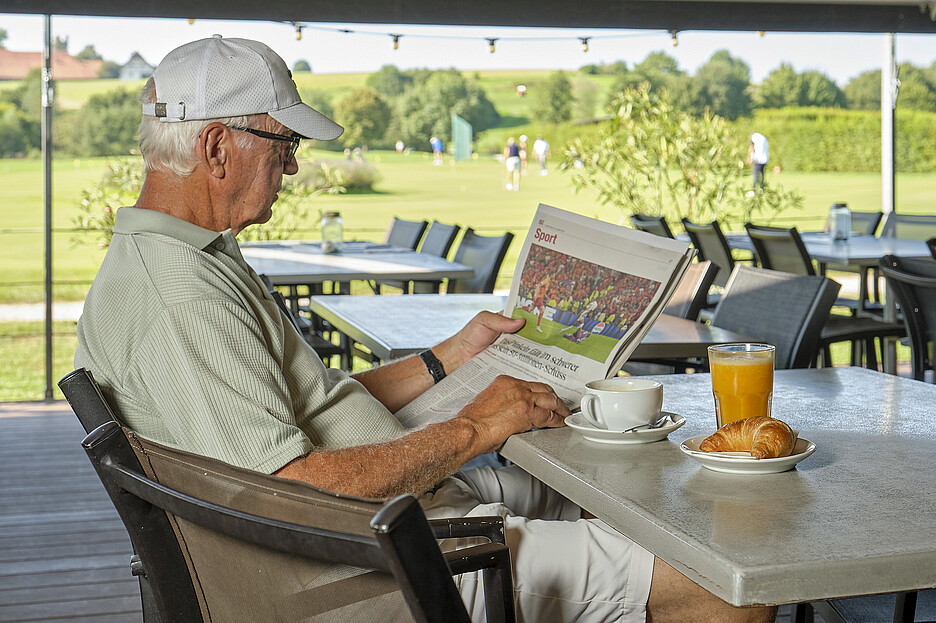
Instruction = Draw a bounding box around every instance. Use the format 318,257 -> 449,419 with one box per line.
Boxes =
444,541 -> 511,576
430,516 -> 506,544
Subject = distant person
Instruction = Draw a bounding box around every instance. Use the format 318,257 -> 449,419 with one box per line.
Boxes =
430,136 -> 444,165
748,132 -> 769,191
519,134 -> 529,175
504,137 -> 521,191
533,135 -> 551,176
395,140 -> 405,153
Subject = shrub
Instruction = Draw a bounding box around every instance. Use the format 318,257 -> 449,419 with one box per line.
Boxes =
295,159 -> 381,193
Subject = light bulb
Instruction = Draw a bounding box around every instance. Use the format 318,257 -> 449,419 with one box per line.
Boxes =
669,30 -> 679,47
579,37 -> 590,53
757,30 -> 766,37
187,18 -> 195,25
486,38 -> 497,54
391,34 -> 401,50
295,26 -> 302,41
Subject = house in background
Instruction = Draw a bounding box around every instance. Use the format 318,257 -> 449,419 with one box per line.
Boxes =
119,52 -> 154,80
0,49 -> 103,80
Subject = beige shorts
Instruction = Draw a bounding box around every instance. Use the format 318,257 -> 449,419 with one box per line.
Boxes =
422,465 -> 655,622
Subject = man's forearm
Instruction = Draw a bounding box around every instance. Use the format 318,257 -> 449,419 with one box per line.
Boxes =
274,415 -> 481,497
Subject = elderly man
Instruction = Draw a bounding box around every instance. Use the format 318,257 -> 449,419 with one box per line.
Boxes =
76,36 -> 775,623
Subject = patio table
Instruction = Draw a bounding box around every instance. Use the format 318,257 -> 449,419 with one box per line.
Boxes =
307,293 -> 752,363
240,240 -> 474,290
500,367 -> 936,607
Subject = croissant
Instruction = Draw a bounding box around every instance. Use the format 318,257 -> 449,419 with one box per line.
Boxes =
699,416 -> 795,459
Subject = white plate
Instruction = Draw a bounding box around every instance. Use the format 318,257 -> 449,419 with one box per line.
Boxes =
565,413 -> 685,445
679,436 -> 817,474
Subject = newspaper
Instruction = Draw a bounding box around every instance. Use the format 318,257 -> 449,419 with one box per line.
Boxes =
395,203 -> 695,429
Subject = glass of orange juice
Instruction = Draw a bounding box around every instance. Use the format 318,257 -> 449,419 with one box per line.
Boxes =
707,343 -> 775,428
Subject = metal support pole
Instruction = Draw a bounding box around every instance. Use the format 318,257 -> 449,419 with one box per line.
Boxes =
42,15 -> 54,399
881,33 -> 899,374
881,33 -> 896,219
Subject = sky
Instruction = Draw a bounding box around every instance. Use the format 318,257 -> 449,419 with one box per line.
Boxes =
1,13 -> 935,85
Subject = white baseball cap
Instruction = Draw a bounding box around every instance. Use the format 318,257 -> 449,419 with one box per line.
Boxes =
142,35 -> 343,141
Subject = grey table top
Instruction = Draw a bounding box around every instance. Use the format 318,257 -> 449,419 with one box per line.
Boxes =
240,240 -> 474,286
724,232 -> 931,266
307,293 -> 752,362
500,367 -> 936,607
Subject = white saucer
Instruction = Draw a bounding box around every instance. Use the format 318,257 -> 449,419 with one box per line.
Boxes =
679,436 -> 817,474
565,413 -> 685,445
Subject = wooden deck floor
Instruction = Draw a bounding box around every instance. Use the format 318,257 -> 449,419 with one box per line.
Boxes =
0,402 -> 141,623
0,401 -> 809,623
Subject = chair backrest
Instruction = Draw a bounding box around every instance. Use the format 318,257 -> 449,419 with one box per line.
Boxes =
710,265 -> 841,369
681,219 -> 735,288
880,213 -> 936,241
450,229 -> 514,293
849,211 -> 883,236
928,237 -> 936,259
663,260 -> 719,321
745,223 -> 815,276
631,213 -> 674,238
384,218 -> 429,250
879,255 -> 936,381
419,221 -> 461,259
59,367 -> 120,434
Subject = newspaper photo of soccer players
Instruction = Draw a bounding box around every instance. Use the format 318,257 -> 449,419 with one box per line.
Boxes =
513,244 -> 661,363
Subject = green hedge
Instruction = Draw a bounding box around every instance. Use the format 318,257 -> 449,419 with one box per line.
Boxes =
733,108 -> 936,173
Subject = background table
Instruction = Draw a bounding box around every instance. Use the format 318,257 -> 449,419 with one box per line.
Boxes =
500,367 -> 936,607
241,241 -> 474,287
307,293 -> 753,362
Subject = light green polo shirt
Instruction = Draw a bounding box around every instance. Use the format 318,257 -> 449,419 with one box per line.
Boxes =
76,207 -> 405,474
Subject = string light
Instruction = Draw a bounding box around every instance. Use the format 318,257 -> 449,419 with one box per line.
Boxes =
757,30 -> 766,37
187,18 -> 195,25
294,23 -> 303,41
486,38 -> 498,53
390,34 -> 401,50
579,37 -> 590,53
669,30 -> 679,47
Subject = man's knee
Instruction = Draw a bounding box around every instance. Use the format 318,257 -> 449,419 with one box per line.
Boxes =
647,557 -> 777,623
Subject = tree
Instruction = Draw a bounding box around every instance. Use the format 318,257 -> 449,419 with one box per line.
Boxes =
366,65 -> 412,98
895,64 -> 936,111
571,75 -> 600,120
52,35 -> 68,51
75,44 -> 103,60
531,70 -> 573,124
292,60 -> 311,72
97,61 -> 121,79
694,50 -> 752,120
392,69 -> 499,147
561,83 -> 802,227
844,69 -> 881,110
56,88 -> 140,156
0,102 -> 29,156
333,87 -> 391,148
757,64 -> 801,108
0,28 -> 8,48
798,71 -> 846,107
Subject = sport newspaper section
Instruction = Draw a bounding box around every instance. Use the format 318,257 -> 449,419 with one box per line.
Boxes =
395,204 -> 694,429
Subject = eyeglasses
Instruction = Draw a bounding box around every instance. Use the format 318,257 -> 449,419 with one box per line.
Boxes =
228,126 -> 301,163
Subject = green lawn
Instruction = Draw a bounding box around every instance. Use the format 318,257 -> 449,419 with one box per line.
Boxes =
1,151 -> 929,400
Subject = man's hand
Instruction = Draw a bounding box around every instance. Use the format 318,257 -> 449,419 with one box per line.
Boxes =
454,375 -> 570,456
434,311 -> 524,373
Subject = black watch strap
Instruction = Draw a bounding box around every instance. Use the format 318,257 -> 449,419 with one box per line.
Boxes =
419,349 -> 446,384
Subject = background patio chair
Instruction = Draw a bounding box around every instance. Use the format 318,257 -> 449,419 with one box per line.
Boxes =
61,368 -> 517,623
744,223 -> 905,369
708,265 -> 840,369
383,221 -> 462,294
630,213 -> 674,238
622,261 -> 718,376
383,217 -> 429,250
879,255 -> 936,382
880,213 -> 936,241
448,229 -> 514,293
927,237 -> 936,259
681,219 -> 736,289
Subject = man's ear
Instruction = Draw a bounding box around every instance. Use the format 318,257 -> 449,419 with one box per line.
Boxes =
201,123 -> 229,178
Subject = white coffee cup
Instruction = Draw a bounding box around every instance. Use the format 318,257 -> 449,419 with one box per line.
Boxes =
580,378 -> 663,431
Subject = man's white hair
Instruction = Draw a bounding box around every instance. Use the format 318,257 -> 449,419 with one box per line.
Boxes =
137,77 -> 265,177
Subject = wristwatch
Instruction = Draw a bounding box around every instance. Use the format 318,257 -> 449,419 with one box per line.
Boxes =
419,349 -> 446,384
